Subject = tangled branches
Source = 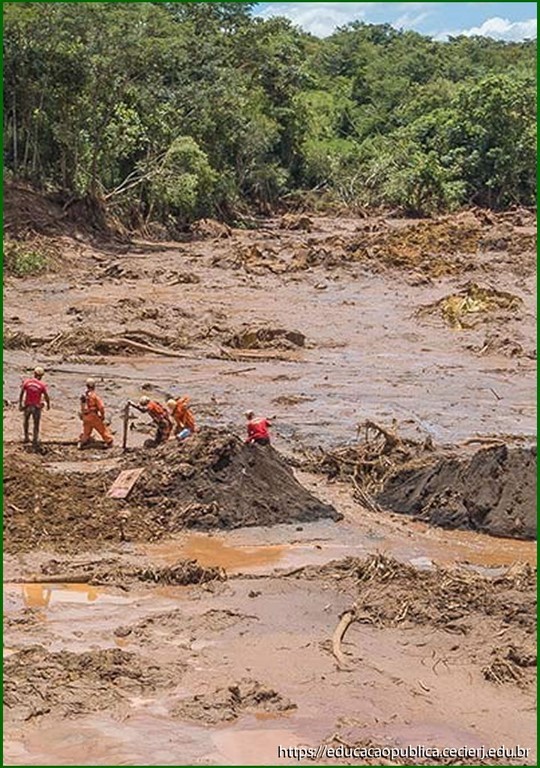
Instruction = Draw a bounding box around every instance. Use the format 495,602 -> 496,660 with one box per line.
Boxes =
302,420 -> 432,510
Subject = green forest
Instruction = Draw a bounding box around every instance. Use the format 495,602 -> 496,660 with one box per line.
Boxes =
3,2 -> 537,228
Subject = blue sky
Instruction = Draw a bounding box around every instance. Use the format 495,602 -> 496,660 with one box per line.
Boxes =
255,3 -> 537,40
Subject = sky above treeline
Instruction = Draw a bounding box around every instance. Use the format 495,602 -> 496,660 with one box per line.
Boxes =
254,2 -> 537,41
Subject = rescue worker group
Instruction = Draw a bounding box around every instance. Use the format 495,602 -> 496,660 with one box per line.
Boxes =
19,366 -> 273,450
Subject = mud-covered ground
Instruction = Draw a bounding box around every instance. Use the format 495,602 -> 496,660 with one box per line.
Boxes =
3,200 -> 537,764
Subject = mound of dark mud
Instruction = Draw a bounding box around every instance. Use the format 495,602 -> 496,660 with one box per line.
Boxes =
378,445 -> 536,540
3,429 -> 339,552
128,427 -> 341,530
4,646 -> 181,722
172,678 -> 296,724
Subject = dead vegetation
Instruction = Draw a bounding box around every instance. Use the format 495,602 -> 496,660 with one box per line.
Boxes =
296,553 -> 536,686
225,326 -> 306,350
299,420 -> 433,511
418,282 -> 523,329
38,556 -> 226,587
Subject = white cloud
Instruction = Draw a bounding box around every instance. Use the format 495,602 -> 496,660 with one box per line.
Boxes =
258,4 -> 537,42
436,16 -> 537,41
394,11 -> 431,30
257,3 -> 373,37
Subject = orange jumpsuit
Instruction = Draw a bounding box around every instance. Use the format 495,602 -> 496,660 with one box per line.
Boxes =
171,396 -> 196,434
146,401 -> 172,444
80,391 -> 113,446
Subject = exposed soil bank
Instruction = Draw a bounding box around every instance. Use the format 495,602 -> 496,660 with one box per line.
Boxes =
378,445 -> 536,540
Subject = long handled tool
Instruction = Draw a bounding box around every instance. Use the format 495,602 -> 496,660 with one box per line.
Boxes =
122,401 -> 131,451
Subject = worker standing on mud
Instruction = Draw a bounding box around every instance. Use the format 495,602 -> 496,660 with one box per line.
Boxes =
167,396 -> 196,440
19,366 -> 50,448
129,396 -> 172,447
79,378 -> 113,449
245,410 -> 273,446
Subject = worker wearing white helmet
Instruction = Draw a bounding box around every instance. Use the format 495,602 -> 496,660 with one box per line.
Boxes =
129,395 -> 172,447
19,366 -> 50,448
79,377 -> 113,449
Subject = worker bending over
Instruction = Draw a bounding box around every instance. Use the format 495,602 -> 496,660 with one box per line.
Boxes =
19,366 -> 50,448
130,396 -> 172,447
245,410 -> 273,446
79,378 -> 113,449
167,396 -> 196,440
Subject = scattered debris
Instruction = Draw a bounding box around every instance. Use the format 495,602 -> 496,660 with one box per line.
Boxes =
296,553 -> 536,685
300,420 -> 432,511
225,327 -> 306,350
418,282 -> 523,329
172,678 -> 296,724
4,646 -> 182,722
38,557 -> 225,587
107,468 -> 144,499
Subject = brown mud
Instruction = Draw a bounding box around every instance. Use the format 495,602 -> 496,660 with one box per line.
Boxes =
3,201 -> 536,765
4,430 -> 339,553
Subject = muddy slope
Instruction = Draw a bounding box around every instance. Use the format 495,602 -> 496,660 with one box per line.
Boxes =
128,427 -> 341,530
3,429 -> 340,552
378,445 -> 536,540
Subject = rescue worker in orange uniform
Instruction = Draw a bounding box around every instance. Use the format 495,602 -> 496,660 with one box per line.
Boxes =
167,396 -> 196,441
129,396 -> 172,447
79,378 -> 113,449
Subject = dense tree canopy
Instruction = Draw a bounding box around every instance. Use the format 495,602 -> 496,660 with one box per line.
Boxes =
3,2 -> 537,225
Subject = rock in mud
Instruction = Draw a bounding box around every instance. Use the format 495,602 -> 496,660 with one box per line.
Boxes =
377,444 -> 536,540
190,218 -> 231,239
279,213 -> 313,231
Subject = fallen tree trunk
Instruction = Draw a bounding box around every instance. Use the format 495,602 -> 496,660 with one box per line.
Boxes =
100,337 -> 199,359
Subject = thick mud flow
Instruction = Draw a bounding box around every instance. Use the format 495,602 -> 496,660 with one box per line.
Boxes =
3,211 -> 536,764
